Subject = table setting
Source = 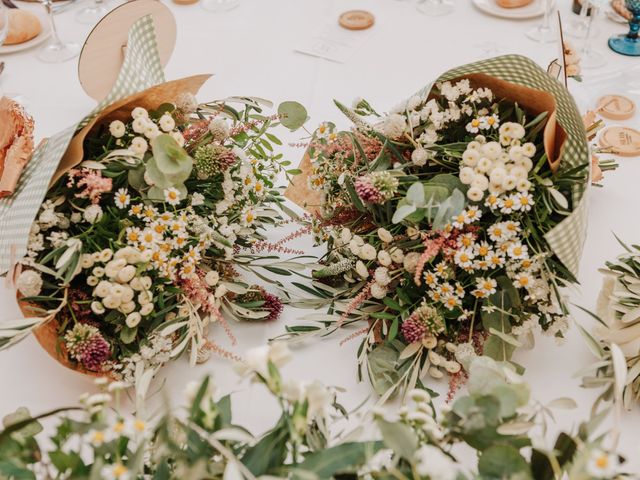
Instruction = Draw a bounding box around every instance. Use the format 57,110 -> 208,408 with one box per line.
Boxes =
0,0 -> 640,478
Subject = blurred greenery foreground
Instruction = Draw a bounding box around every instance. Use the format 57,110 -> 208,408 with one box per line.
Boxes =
0,344 -> 630,479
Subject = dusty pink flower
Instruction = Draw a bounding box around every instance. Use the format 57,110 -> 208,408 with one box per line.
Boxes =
68,168 -> 113,204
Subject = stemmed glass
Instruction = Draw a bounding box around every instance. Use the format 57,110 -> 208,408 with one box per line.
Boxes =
76,0 -> 109,24
581,0 -> 607,67
201,0 -> 240,12
609,0 -> 640,55
37,0 -> 80,62
417,0 -> 454,16
0,2 -> 8,47
526,0 -> 557,42
566,0 -> 600,38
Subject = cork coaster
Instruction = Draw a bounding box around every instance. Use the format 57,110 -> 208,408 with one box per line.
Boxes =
596,94 -> 636,120
599,126 -> 640,157
339,10 -> 375,30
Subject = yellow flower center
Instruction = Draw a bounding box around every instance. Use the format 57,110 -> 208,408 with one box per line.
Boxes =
92,431 -> 105,443
520,197 -> 529,205
596,456 -> 609,469
513,247 -> 522,256
168,191 -> 178,200
493,228 -> 502,237
504,199 -> 514,208
472,119 -> 480,127
134,419 -> 145,432
113,422 -> 125,433
128,232 -> 139,242
479,246 -> 489,256
113,464 -> 129,478
518,277 -> 529,287
462,237 -> 472,247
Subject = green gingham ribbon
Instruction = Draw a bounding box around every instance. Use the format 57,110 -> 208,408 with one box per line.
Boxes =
414,55 -> 589,277
0,15 -> 165,275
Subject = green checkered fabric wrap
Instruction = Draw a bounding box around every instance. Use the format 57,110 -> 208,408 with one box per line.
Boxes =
0,15 -> 165,275
416,55 -> 589,277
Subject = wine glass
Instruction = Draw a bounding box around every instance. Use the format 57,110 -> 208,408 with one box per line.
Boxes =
37,0 -> 80,62
608,0 -> 640,55
417,0 -> 454,16
566,0 -> 601,38
201,0 -> 240,12
0,2 -> 8,46
526,0 -> 557,42
581,0 -> 607,67
76,0 -> 109,24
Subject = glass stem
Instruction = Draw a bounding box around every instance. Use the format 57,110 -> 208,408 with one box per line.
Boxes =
629,8 -> 640,39
578,0 -> 589,30
582,3 -> 595,54
541,0 -> 551,31
45,0 -> 62,46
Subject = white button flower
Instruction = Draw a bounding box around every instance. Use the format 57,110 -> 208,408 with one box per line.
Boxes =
109,120 -> 126,138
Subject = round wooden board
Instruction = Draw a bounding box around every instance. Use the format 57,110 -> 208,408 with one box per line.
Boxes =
599,126 -> 640,157
78,0 -> 176,101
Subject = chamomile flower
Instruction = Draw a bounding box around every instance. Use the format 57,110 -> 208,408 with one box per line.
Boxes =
141,206 -> 158,222
476,277 -> 497,296
479,114 -> 499,130
101,463 -> 130,480
114,188 -> 130,209
453,249 -> 475,269
424,271 -> 438,287
465,206 -> 482,223
434,261 -> 449,277
513,272 -> 533,289
184,246 -> 201,263
442,294 -> 461,310
180,263 -> 197,279
438,283 -> 455,296
129,203 -> 143,217
88,429 -> 107,446
474,241 -> 492,258
465,118 -> 481,134
241,207 -> 256,227
125,227 -> 142,245
503,221 -> 521,237
452,212 -> 467,229
457,233 -> 475,249
488,224 -> 507,243
508,242 -> 529,260
499,196 -> 517,214
164,188 -> 181,206
586,450 -> 619,478
140,229 -> 160,248
514,192 -> 534,212
172,235 -> 189,249
484,193 -> 500,210
253,180 -> 266,196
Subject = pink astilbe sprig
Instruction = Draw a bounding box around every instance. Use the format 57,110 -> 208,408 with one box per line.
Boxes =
183,119 -> 210,143
414,235 -> 445,286
337,278 -> 376,328
230,114 -> 279,136
205,340 -> 243,362
67,168 -> 112,204
339,326 -> 369,346
251,225 -> 311,255
179,271 -> 237,345
211,306 -> 238,346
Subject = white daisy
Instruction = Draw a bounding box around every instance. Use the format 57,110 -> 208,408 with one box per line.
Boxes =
164,188 -> 181,206
114,188 -> 130,209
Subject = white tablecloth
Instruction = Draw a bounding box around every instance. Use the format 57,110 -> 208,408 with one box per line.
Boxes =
2,0 -> 640,471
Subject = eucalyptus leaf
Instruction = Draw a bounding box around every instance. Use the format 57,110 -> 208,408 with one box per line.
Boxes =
278,101 -> 308,130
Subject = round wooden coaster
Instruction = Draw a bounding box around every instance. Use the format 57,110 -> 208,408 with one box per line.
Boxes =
78,0 -> 176,102
339,10 -> 375,30
599,126 -> 640,157
596,94 -> 636,120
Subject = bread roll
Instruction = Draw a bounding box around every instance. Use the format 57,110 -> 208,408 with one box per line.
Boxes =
5,10 -> 42,46
496,0 -> 534,8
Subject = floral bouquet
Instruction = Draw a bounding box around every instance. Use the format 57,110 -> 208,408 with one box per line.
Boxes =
285,56 -> 590,399
582,239 -> 640,410
7,75 -> 307,384
0,349 -> 629,479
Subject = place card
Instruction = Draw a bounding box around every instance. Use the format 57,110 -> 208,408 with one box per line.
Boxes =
294,20 -> 373,63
